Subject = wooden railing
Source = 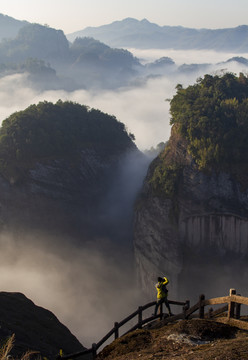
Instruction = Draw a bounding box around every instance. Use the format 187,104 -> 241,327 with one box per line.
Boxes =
58,288 -> 248,360
57,299 -> 188,360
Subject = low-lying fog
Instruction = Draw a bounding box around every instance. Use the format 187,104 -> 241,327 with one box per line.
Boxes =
1,49 -> 248,151
0,48 -> 248,347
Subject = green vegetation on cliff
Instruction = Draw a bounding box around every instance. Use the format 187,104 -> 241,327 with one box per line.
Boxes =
149,73 -> 248,198
170,73 -> 248,170
0,100 -> 135,182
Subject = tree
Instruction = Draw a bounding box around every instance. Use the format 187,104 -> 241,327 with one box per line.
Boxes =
0,100 -> 136,182
169,72 -> 248,170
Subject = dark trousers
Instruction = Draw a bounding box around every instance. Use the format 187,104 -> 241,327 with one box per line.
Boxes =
154,297 -> 172,315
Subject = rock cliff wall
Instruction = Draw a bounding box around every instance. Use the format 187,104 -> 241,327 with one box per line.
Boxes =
0,146 -> 148,246
134,128 -> 248,301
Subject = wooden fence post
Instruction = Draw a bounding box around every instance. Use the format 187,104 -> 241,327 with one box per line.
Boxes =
199,294 -> 205,319
228,288 -> 236,319
92,343 -> 97,360
138,306 -> 143,329
114,322 -> 119,339
183,300 -> 190,319
235,293 -> 241,319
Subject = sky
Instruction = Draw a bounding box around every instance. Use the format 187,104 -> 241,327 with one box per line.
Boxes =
1,0 -> 248,34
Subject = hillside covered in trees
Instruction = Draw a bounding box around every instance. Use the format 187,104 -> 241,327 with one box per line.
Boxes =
0,100 -> 136,183
150,73 -> 248,198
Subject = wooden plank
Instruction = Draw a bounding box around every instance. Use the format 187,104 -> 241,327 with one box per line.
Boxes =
185,302 -> 200,317
231,295 -> 248,306
211,304 -> 228,317
141,301 -> 157,311
204,296 -> 230,306
168,300 -> 187,306
96,327 -> 116,349
215,317 -> 248,331
118,309 -> 139,327
203,295 -> 248,307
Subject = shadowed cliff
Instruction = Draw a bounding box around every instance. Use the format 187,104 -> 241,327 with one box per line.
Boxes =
0,100 -> 150,243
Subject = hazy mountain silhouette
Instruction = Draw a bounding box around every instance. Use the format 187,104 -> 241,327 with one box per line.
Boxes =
0,21 -> 142,90
0,13 -> 28,41
1,14 -> 248,92
67,18 -> 248,52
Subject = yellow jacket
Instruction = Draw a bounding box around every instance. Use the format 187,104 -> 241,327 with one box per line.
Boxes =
156,277 -> 169,299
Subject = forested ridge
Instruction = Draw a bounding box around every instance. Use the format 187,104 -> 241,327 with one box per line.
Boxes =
150,73 -> 248,197
0,100 -> 136,182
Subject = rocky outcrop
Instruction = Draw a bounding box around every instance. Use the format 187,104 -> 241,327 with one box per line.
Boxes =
134,128 -> 248,300
0,292 -> 84,358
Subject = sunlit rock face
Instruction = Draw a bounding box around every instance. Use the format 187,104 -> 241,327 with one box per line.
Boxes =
134,130 -> 248,302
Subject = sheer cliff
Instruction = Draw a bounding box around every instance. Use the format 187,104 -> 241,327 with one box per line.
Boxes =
134,73 -> 248,300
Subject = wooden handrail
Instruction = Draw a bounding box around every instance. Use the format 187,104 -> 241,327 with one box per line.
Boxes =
58,288 -> 248,360
58,298 -> 187,359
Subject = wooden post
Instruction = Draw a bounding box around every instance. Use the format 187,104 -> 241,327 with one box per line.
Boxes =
199,294 -> 205,319
235,293 -> 241,319
114,322 -> 119,339
138,306 -> 143,329
92,343 -> 97,360
183,300 -> 190,319
228,288 -> 236,319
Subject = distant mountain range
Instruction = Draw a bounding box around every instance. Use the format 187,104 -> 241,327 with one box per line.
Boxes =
0,14 -> 248,92
0,19 -> 141,90
67,18 -> 248,52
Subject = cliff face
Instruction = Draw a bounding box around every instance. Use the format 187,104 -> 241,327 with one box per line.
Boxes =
134,128 -> 248,300
0,145 -> 146,245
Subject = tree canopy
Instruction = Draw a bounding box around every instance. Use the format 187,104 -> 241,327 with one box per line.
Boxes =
0,100 -> 136,182
170,73 -> 248,170
149,73 -> 248,199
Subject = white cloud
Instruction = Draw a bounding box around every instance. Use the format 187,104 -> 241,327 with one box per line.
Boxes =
1,49 -> 247,150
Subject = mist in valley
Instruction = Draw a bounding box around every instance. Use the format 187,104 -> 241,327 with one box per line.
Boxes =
0,231 -> 144,347
0,47 -> 248,347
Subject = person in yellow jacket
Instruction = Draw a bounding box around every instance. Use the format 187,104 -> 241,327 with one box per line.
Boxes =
153,276 -> 172,316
